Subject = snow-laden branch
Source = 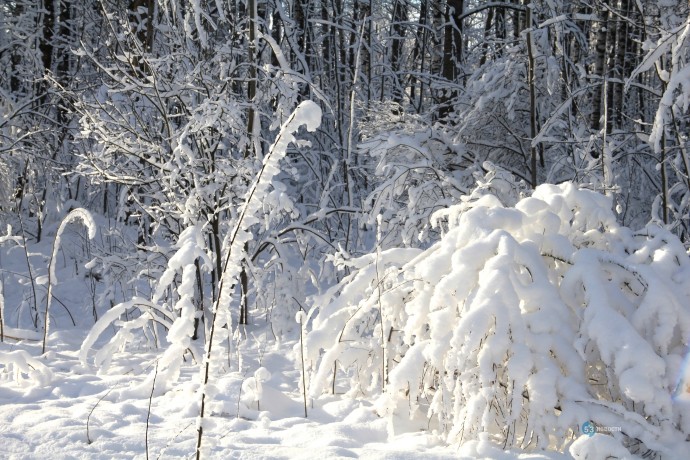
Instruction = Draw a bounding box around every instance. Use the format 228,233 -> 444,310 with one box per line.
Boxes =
44,209 -> 97,353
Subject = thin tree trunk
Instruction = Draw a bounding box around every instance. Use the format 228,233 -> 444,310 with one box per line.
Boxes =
591,2 -> 610,135
409,0 -> 429,112
614,0 -> 632,128
439,0 -> 464,119
527,5 -> 538,188
240,0 -> 259,326
479,7 -> 494,66
390,0 -> 408,107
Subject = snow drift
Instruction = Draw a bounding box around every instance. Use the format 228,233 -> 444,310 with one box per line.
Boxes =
305,182 -> 690,457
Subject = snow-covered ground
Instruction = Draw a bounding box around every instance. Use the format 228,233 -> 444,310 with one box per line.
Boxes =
0,328 -> 567,459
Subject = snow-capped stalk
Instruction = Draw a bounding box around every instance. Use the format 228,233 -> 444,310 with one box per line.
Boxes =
375,214 -> 386,389
86,385 -> 116,445
0,278 -> 4,342
297,304 -> 308,418
660,131 -> 669,224
146,361 -> 158,460
601,75 -> 613,197
17,214 -> 39,329
195,101 -> 321,460
656,72 -> 669,224
43,209 -> 97,354
332,360 -> 337,395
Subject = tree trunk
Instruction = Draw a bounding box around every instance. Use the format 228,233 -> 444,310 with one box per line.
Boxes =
409,0 -> 429,112
512,0 -> 524,39
390,0 -> 408,107
591,2 -> 610,135
438,0 -> 464,119
613,0 -> 632,129
240,0 -> 259,325
527,5 -> 538,188
128,0 -> 155,75
40,0 -> 56,79
479,6 -> 494,66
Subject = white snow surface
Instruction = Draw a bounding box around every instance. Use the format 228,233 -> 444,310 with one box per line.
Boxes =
0,331 -> 566,459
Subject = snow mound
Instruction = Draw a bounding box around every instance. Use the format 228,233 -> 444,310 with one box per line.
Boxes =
306,182 -> 690,456
0,349 -> 53,387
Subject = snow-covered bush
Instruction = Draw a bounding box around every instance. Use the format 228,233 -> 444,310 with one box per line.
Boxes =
80,225 -> 211,384
306,182 -> 690,456
359,123 -> 475,249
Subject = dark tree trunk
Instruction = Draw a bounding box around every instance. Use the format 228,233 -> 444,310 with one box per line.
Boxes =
438,0 -> 464,119
390,0 -> 408,107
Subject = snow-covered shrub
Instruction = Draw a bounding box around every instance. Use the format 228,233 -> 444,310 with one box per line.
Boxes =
306,182 -> 690,456
359,123 -> 475,249
359,101 -> 533,251
80,225 -> 212,388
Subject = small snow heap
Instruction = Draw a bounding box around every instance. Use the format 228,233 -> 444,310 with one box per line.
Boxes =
0,349 -> 53,387
241,367 -> 272,411
306,182 -> 690,456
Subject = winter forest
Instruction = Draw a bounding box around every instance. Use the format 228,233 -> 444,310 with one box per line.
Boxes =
2,0 -> 690,458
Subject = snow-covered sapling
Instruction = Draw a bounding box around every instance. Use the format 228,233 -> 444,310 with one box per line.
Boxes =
44,208 -> 97,353
195,100 -> 322,460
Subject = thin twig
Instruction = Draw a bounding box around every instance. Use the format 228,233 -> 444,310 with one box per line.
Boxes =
146,361 -> 159,460
156,422 -> 193,460
86,387 -> 116,444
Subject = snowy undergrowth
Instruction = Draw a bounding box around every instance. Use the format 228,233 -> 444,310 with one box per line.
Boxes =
305,182 -> 690,458
9,181 -> 687,458
78,224 -> 211,394
3,328 -> 564,459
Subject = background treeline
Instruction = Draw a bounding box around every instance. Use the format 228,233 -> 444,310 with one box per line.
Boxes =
1,0 -> 689,327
